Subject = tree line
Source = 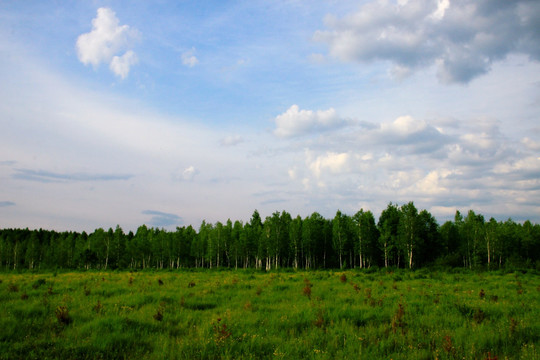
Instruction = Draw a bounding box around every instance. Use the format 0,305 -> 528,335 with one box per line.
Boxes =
1,202 -> 539,271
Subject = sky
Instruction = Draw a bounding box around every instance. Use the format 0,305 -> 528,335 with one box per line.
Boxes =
1,0 -> 539,232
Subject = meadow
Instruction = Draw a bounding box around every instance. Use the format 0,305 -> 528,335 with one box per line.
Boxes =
0,269 -> 538,359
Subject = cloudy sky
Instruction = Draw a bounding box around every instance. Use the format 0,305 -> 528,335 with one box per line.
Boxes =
1,0 -> 539,231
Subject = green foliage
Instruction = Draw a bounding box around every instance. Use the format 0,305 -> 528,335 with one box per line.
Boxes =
1,203 -> 539,272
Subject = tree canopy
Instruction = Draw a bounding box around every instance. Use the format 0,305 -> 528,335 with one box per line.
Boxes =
1,203 -> 539,271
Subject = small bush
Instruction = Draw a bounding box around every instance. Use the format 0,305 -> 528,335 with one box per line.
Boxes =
479,289 -> 485,299
55,306 -> 72,325
365,288 -> 372,299
303,284 -> 312,299
339,274 -> 347,283
442,335 -> 455,355
473,308 -> 486,324
153,307 -> 163,322
213,318 -> 232,345
188,281 -> 196,288
509,318 -> 518,336
21,292 -> 29,300
8,283 -> 19,292
158,279 -> 164,286
32,279 -> 46,289
313,308 -> 325,328
93,300 -> 103,314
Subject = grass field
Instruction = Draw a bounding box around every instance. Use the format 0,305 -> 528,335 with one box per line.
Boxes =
0,269 -> 538,359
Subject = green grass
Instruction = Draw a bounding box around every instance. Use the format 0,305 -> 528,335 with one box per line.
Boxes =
0,269 -> 538,359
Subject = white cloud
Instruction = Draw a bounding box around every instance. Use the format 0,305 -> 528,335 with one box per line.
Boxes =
493,156 -> 540,177
109,50 -> 138,79
307,151 -> 349,179
76,7 -> 139,78
182,166 -> 198,181
181,48 -> 199,67
315,0 -> 540,83
430,0 -> 450,21
381,115 -> 427,136
274,105 -> 348,138
522,137 -> 540,151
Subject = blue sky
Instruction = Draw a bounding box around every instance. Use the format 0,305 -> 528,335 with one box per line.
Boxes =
1,0 -> 539,231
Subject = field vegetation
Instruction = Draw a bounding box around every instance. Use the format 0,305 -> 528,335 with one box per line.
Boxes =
0,269 -> 538,359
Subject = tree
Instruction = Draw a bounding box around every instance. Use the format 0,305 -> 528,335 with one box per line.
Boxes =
353,209 -> 379,268
398,202 -> 419,269
25,231 -> 40,270
289,215 -> 302,269
246,210 -> 263,269
416,209 -> 440,266
378,203 -> 400,268
462,210 -> 485,268
333,210 -> 352,269
484,218 -> 498,269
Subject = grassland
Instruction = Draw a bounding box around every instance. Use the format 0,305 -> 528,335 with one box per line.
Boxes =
0,269 -> 538,359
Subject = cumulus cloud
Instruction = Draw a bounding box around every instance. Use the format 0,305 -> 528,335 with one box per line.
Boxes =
314,0 -> 540,83
109,50 -> 138,79
522,137 -> 540,151
76,7 -> 139,78
173,166 -> 198,182
493,156 -> 540,179
181,48 -> 199,67
371,115 -> 451,154
307,151 -> 350,179
274,105 -> 348,137
381,115 -> 427,136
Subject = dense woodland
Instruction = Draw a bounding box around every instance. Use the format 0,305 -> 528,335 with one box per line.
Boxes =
1,202 -> 539,271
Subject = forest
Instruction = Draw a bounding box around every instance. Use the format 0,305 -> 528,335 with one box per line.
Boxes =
1,202 -> 539,271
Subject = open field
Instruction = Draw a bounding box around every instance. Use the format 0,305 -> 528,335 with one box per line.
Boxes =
0,269 -> 538,359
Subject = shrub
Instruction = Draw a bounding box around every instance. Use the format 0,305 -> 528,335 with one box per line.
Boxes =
55,306 -> 72,325
473,308 -> 486,324
32,278 -> 46,289
303,278 -> 313,299
93,300 -> 103,314
509,318 -> 518,336
8,283 -> 19,292
339,274 -> 347,283
153,307 -> 163,322
313,308 -> 325,328
442,335 -> 455,355
213,318 -> 232,345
